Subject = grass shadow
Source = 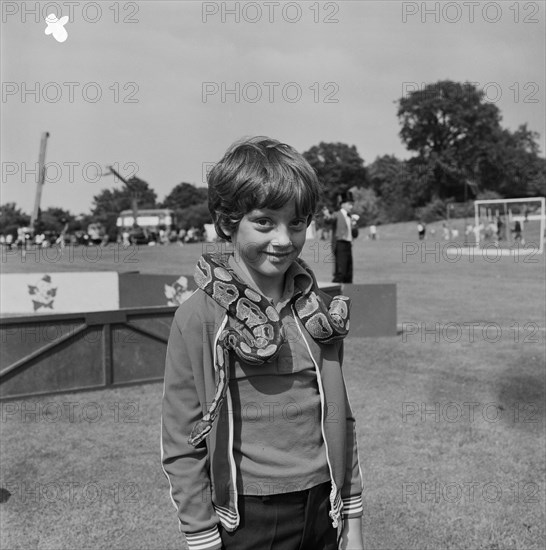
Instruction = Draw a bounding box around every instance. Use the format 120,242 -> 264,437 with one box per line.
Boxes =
496,371 -> 545,430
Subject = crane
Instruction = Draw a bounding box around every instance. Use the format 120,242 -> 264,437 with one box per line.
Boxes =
102,165 -> 140,225
29,131 -> 50,235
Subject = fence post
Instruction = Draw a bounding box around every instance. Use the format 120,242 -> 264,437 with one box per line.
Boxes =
102,324 -> 114,387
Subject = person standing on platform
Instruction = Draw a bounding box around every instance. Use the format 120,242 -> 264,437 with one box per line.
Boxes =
330,192 -> 356,284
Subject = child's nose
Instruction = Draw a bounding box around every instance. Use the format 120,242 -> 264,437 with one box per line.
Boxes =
271,226 -> 292,247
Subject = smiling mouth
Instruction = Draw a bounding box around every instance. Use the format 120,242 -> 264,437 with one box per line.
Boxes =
265,251 -> 293,258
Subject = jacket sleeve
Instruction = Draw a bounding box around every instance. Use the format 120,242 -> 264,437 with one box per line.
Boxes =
338,341 -> 364,518
161,307 -> 223,550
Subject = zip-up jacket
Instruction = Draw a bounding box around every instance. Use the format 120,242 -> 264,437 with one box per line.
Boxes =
161,287 -> 363,550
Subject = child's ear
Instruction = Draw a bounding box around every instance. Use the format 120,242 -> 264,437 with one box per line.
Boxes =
218,221 -> 232,240
219,223 -> 231,237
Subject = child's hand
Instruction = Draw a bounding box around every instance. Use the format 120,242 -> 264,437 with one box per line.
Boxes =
338,517 -> 364,549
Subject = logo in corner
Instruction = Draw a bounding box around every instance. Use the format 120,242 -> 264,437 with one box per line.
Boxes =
44,14 -> 69,43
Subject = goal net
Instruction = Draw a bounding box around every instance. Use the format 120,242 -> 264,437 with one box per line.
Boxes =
470,197 -> 545,255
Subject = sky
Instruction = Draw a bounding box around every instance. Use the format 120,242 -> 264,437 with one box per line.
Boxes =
1,0 -> 545,216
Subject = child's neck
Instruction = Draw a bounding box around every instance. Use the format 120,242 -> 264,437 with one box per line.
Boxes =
265,287 -> 283,306
258,278 -> 285,305
246,272 -> 285,305
227,254 -> 287,305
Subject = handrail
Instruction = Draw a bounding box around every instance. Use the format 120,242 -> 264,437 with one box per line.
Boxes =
0,306 -> 178,400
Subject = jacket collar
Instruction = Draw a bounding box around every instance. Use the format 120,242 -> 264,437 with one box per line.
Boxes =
227,253 -> 314,310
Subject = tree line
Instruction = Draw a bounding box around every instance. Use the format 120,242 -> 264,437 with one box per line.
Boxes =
1,80 -> 544,238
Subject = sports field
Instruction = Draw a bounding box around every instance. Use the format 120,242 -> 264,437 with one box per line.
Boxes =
1,220 -> 544,550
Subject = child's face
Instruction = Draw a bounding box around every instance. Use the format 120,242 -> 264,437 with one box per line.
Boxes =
225,203 -> 308,291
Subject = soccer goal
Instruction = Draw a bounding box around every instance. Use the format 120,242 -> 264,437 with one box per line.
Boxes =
466,197 -> 545,256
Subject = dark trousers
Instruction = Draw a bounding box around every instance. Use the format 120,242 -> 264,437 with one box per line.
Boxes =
220,482 -> 338,550
333,240 -> 353,283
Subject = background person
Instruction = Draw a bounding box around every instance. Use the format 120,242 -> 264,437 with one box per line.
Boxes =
330,191 -> 356,284
418,221 -> 427,241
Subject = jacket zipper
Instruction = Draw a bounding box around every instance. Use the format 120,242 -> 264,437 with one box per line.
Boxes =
291,305 -> 340,528
214,315 -> 240,529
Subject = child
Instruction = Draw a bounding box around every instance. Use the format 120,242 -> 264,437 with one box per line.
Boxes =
161,137 -> 364,550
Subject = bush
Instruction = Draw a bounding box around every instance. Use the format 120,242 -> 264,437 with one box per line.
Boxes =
377,199 -> 415,224
415,199 -> 447,223
447,201 -> 474,219
175,202 -> 212,231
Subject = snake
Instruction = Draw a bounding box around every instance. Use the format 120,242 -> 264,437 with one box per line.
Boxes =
188,252 -> 350,447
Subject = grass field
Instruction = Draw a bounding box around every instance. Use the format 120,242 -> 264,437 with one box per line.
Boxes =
1,220 -> 545,549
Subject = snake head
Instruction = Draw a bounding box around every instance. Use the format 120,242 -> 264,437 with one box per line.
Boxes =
188,420 -> 212,447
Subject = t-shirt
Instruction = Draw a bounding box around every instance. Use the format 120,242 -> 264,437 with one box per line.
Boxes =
226,255 -> 330,496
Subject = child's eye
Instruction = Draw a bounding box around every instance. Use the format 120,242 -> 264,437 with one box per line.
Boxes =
255,219 -> 272,227
291,219 -> 307,229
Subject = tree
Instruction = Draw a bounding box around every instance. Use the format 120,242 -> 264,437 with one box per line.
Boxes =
161,183 -> 208,210
366,155 -> 432,222
350,187 -> 380,226
477,124 -> 546,197
160,182 -> 211,231
91,176 -> 157,216
368,155 -> 406,197
175,203 -> 212,230
303,142 -> 368,208
90,176 -> 157,239
38,207 -> 75,233
397,80 -> 502,200
0,203 -> 30,235
526,157 -> 546,197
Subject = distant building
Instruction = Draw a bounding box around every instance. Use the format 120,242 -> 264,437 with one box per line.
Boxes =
116,209 -> 176,230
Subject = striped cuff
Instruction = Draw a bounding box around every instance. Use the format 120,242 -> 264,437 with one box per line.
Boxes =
342,494 -> 363,517
214,504 -> 239,531
184,526 -> 222,550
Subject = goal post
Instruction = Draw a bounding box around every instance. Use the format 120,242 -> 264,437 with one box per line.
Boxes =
472,197 -> 545,255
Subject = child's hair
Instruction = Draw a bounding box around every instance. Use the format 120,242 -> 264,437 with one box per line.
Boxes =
208,136 -> 321,242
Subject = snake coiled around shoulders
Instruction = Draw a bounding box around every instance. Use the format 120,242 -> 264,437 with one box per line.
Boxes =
188,252 -> 350,447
